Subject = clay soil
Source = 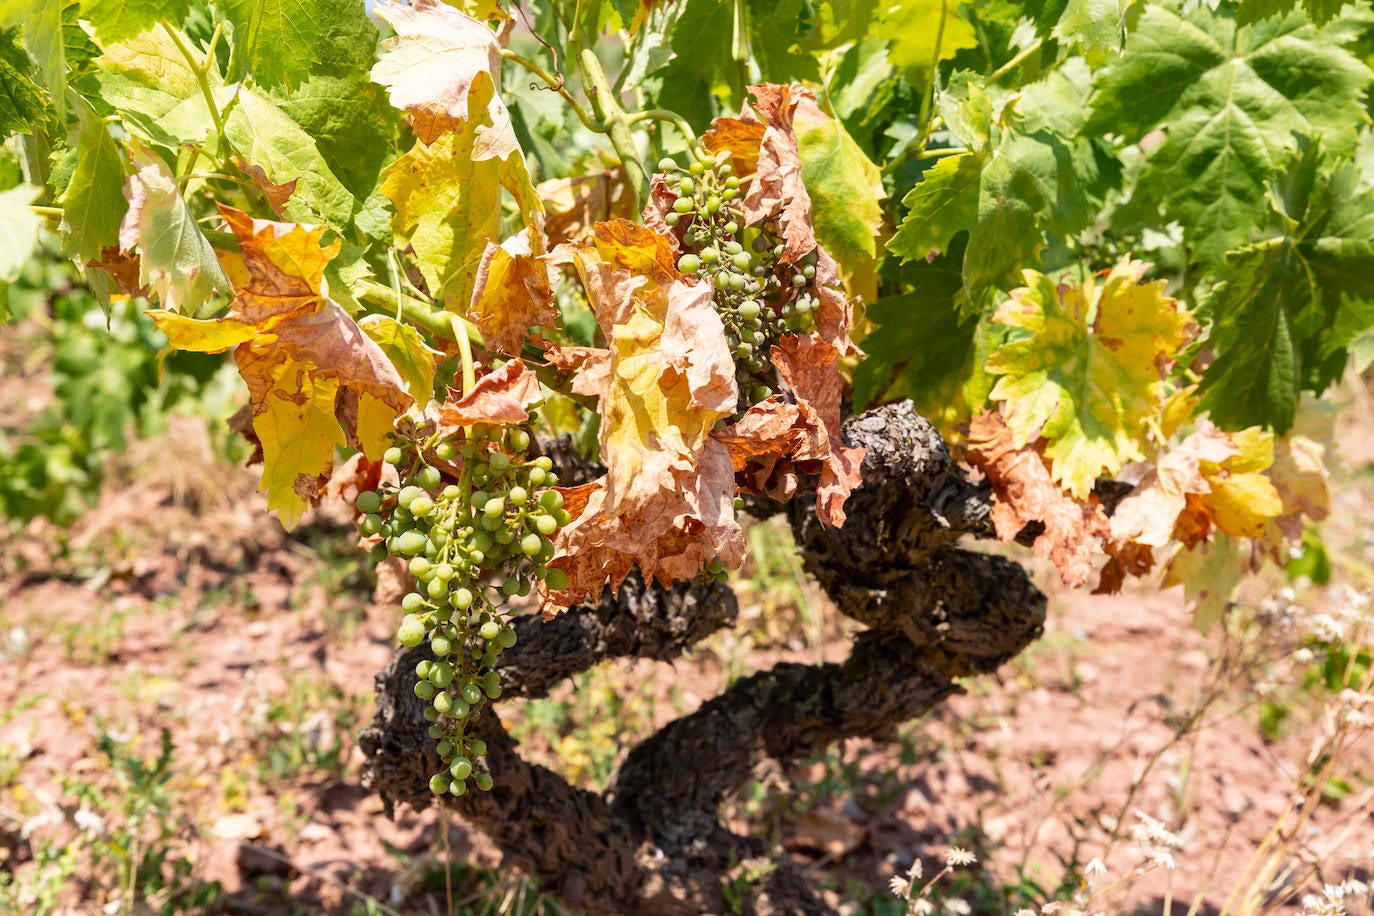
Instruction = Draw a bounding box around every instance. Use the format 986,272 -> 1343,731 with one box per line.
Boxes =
1,405 -> 1373,915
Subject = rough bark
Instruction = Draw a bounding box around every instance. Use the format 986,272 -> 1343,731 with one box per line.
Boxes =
360,401 -> 1046,915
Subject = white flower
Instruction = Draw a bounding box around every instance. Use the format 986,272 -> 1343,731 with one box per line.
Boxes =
911,898 -> 936,916
945,847 -> 977,867
1084,858 -> 1107,879
890,875 -> 912,899
945,898 -> 971,916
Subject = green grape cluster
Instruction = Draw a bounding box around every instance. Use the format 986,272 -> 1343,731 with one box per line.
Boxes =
355,425 -> 572,796
657,152 -> 822,413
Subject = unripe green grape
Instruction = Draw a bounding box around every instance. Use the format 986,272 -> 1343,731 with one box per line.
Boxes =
450,757 -> 473,780
479,620 -> 502,641
690,160 -> 705,175
493,527 -> 514,544
431,635 -> 452,656
484,496 -> 505,517
451,697 -> 471,717
392,506 -> 412,524
433,691 -> 452,713
395,530 -> 427,556
554,509 -> 571,525
725,221 -> 739,235
802,264 -> 816,279
485,683 -> 502,699
410,495 -> 435,517
397,485 -> 424,509
752,385 -> 773,402
469,738 -> 488,757
435,441 -> 458,461
449,779 -> 468,796
792,273 -> 808,287
732,252 -> 752,272
521,533 -> 543,557
509,486 -> 528,505
507,428 -> 530,452
738,301 -> 761,321
700,246 -> 719,263
734,496 -> 745,511
471,490 -> 491,509
724,174 -> 739,188
497,628 -> 517,649
409,556 -> 432,578
535,514 -> 558,536
528,467 -> 547,486
398,615 -> 426,647
474,772 -> 494,792
489,451 -> 511,473
415,680 -> 437,700
500,577 -> 521,597
427,577 -> 447,599
658,157 -> 677,172
424,707 -> 440,722
479,515 -> 502,533
540,490 -> 563,510
545,568 -> 569,590
416,659 -> 433,679
361,514 -> 384,536
677,254 -> 700,274
416,466 -> 442,489
534,456 -> 554,472
430,661 -> 453,688
384,446 -> 404,465
735,342 -> 753,358
672,196 -> 694,214
436,739 -> 452,758
706,196 -> 721,214
665,212 -> 680,228
545,472 -> 559,486
462,683 -> 484,706
356,490 -> 383,514
429,773 -> 450,795
451,587 -> 474,610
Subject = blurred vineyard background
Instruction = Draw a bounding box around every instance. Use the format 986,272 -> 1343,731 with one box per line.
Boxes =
3,247 -> 1374,914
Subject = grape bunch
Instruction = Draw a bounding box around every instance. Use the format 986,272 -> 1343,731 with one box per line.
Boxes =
658,152 -> 823,412
354,424 -> 571,796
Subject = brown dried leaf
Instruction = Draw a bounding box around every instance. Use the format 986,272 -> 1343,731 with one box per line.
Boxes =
701,117 -> 764,179
467,228 -> 556,355
713,396 -> 806,472
771,334 -> 865,527
538,172 -> 633,246
437,359 -> 542,431
230,155 -> 297,216
87,246 -> 146,297
965,411 -> 1108,588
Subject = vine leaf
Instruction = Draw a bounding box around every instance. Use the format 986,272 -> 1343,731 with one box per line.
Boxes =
1163,532 -> 1250,634
965,411 -> 1107,588
0,184 -> 43,287
771,334 -> 865,527
359,315 -> 439,406
1199,141 -> 1374,433
987,260 -> 1196,499
0,27 -> 48,135
147,207 -> 411,528
92,24 -> 218,149
436,359 -> 542,430
1109,424 -> 1283,551
545,226 -> 743,611
371,0 -> 511,149
218,0 -> 377,90
1085,3 -> 1372,268
467,228 -> 556,356
118,145 -> 229,314
879,0 -> 978,73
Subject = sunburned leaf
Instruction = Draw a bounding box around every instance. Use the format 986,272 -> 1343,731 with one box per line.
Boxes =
118,146 -> 230,314
230,155 -> 296,216
436,359 -> 542,430
987,259 -> 1196,499
371,0 -> 512,149
739,84 -> 817,266
1085,3 -> 1372,268
359,315 -> 439,405
771,334 -> 866,527
1109,423 -> 1283,553
545,229 -> 742,611
537,173 -> 634,246
148,206 -> 412,528
467,228 -> 556,355
964,411 -> 1108,588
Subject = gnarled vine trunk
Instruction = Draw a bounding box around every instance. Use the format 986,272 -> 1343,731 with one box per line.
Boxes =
359,402 -> 1046,914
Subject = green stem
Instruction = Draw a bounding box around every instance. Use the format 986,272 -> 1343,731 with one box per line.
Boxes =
987,38 -> 1044,85
162,22 -> 231,158
501,49 -> 602,133
451,315 -> 476,397
622,108 -> 698,149
355,278 -> 483,349
28,205 -> 64,219
578,49 -> 649,210
911,0 -> 949,160
916,146 -> 968,159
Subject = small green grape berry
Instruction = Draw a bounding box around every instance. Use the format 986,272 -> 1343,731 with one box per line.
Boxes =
397,485 -> 424,509
430,662 -> 454,688
424,707 -> 440,722
416,466 -> 442,489
533,457 -> 554,472
433,691 -> 453,713
469,738 -> 488,757
479,620 -> 502,641
427,577 -> 447,599
738,301 -> 761,321
430,635 -> 452,656
497,628 -> 517,649
360,514 -> 384,536
450,757 -> 473,780
509,486 -> 528,505
356,490 -> 383,514
540,490 -> 564,510
395,531 -> 427,556
409,556 -> 432,578
506,429 -> 531,452
384,447 -> 404,465
535,514 -> 558,536
415,680 -> 437,700
398,615 -> 426,647
672,197 -> 694,214
677,254 -> 701,275
409,495 -> 435,517
434,441 -> 458,461
429,773 -> 450,794
436,739 -> 453,758
700,246 -> 719,264
484,683 -> 502,699
451,587 -> 474,610
484,496 -> 506,517
521,533 -> 543,557
658,157 -> 677,172
449,779 -> 468,796
462,684 -> 484,706
527,467 -> 547,486
474,772 -> 494,792
489,451 -> 511,473
416,659 -> 433,679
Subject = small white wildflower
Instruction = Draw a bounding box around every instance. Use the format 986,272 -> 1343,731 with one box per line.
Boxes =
1084,858 -> 1107,879
1152,851 -> 1177,871
1324,884 -> 1347,902
73,807 -> 107,837
911,898 -> 936,916
1042,903 -> 1063,914
889,875 -> 912,899
945,898 -> 971,916
945,847 -> 977,867
1294,647 -> 1316,665
1311,614 -> 1347,642
1014,909 -> 1036,916
1342,879 -> 1368,897
908,859 -> 924,880
1279,587 -> 1297,603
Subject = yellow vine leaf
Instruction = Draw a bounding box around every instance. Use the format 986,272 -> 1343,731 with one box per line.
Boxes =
467,228 -> 556,355
148,206 -> 411,528
987,259 -> 1196,499
545,224 -> 743,611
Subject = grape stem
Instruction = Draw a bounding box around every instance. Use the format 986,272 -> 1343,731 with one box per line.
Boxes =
623,109 -> 699,150
501,49 -> 602,134
451,314 -> 476,397
578,49 -> 650,210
